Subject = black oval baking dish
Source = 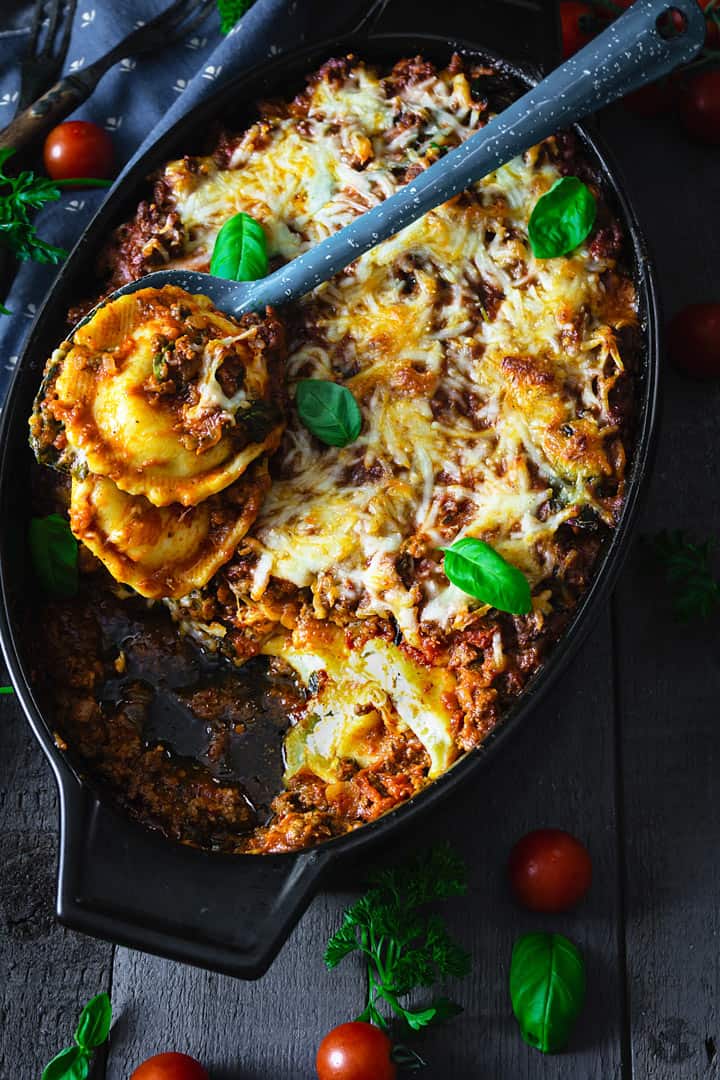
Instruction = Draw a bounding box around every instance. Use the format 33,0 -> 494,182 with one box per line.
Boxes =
0,26 -> 660,979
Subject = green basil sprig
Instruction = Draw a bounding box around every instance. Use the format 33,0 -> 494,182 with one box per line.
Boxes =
29,513 -> 78,597
510,932 -> 586,1054
295,379 -> 362,447
42,993 -> 112,1080
528,177 -> 596,259
210,211 -> 268,281
441,537 -> 531,615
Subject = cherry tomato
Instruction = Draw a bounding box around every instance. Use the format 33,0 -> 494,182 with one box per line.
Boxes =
130,1052 -> 209,1080
622,65 -> 687,116
316,1022 -> 396,1080
508,829 -> 592,912
43,120 -> 115,182
622,80 -> 672,117
704,12 -> 720,47
559,1 -> 597,57
668,303 -> 720,379
680,70 -> 720,145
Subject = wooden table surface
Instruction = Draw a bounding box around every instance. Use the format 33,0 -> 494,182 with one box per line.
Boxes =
2,4 -> 720,1077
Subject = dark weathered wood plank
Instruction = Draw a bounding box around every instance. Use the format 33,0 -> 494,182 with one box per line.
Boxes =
0,682 -> 113,1079
370,613 -> 626,1079
603,107 -> 720,1080
103,893 -> 366,1079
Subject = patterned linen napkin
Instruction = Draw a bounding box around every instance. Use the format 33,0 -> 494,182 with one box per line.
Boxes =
0,0 -> 372,401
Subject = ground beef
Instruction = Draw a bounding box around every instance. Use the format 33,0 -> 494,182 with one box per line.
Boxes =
98,179 -> 186,294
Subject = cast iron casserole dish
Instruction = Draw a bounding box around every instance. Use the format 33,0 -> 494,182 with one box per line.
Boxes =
0,23 -> 659,978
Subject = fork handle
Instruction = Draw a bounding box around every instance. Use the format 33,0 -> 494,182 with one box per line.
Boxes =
0,50 -> 122,154
0,75 -> 90,153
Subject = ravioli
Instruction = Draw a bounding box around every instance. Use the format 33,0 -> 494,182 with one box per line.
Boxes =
264,630 -> 459,781
70,461 -> 269,599
31,285 -> 285,507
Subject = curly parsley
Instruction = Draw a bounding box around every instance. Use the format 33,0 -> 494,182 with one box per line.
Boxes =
325,844 -> 471,1031
0,148 -> 67,267
651,530 -> 720,621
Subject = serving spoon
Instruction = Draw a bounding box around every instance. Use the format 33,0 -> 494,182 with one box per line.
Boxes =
74,0 -> 705,327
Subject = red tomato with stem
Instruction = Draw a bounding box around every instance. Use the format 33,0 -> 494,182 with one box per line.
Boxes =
316,1022 -> 397,1080
130,1052 -> 209,1080
43,120 -> 115,182
508,829 -> 592,912
559,1 -> 598,57
622,79 -> 672,116
706,21 -> 720,47
699,0 -> 720,42
680,70 -> 720,144
622,65 -> 687,116
668,303 -> 720,379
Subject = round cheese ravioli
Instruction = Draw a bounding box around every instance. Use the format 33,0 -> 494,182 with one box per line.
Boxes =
32,285 -> 285,507
69,460 -> 270,599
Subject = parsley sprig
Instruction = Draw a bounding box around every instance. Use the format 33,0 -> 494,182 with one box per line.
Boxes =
0,148 -> 67,267
651,530 -> 720,620
324,844 -> 471,1031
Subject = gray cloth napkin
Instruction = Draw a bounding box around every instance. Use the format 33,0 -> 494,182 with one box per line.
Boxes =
0,0 -> 373,401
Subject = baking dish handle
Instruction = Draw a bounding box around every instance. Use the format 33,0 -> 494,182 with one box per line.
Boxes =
56,783 -> 331,979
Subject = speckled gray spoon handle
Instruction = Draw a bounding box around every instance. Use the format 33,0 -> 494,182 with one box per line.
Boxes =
105,0 -> 705,320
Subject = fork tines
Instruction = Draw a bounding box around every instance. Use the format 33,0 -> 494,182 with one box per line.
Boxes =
27,0 -> 78,61
20,0 -> 78,109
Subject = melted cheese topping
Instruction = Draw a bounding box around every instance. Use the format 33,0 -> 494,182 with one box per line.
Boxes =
157,61 -> 634,646
82,56 -> 636,831
38,286 -> 283,507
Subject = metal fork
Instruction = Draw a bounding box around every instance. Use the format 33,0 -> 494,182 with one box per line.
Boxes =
0,0 -> 216,154
18,0 -> 78,110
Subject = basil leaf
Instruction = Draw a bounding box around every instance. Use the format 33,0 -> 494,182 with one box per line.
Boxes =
295,379 -> 362,447
210,211 -> 268,281
42,1046 -> 89,1080
73,991 -> 112,1050
441,537 -> 531,614
510,932 -> 586,1054
29,513 -> 78,597
528,177 -> 596,259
